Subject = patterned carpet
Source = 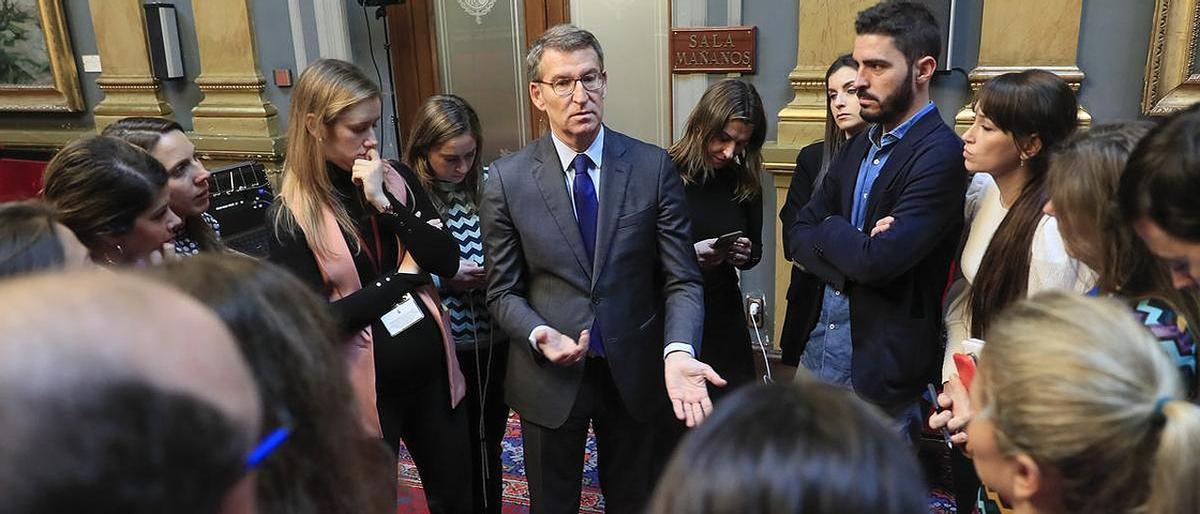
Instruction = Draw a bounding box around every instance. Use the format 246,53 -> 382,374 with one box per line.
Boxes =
395,411 -> 959,513
396,411 -> 603,513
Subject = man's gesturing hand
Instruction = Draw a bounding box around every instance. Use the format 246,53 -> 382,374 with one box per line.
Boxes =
534,327 -> 590,366
665,352 -> 727,427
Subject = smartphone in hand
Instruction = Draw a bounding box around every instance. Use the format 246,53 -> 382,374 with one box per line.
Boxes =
712,230 -> 745,250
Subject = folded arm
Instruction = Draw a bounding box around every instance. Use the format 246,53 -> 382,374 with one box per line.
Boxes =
377,188 -> 460,277
788,144 -> 965,288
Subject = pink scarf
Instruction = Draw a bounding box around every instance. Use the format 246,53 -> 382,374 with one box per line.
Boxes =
290,167 -> 466,437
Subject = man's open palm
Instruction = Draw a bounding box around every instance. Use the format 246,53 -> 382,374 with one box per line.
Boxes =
665,352 -> 726,427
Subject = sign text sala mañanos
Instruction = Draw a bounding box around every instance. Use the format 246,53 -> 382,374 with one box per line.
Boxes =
670,26 -> 757,74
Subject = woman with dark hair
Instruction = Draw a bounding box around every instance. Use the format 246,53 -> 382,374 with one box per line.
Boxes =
668,79 -> 766,397
0,201 -> 91,277
1120,103 -> 1200,289
1040,122 -> 1200,397
779,54 -> 867,368
144,254 -> 392,514
42,135 -> 182,265
267,59 -> 470,513
102,117 -> 222,256
907,70 -> 1090,439
648,381 -> 926,514
407,94 -> 508,514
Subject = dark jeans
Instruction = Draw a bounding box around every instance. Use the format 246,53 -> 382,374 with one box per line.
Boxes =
458,343 -> 509,514
378,368 -> 473,514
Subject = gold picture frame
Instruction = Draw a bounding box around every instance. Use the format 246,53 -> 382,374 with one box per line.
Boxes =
0,0 -> 83,112
1142,0 -> 1200,116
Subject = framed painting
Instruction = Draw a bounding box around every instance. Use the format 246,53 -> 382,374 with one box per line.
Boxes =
1142,0 -> 1200,116
0,0 -> 82,112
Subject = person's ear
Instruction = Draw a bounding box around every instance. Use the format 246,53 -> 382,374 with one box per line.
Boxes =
1010,452 -> 1044,504
529,82 -> 548,112
304,113 -> 321,140
914,55 -> 937,85
1017,134 -> 1044,161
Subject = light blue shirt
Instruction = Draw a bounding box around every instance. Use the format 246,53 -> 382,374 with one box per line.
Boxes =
850,101 -> 937,230
801,101 -> 937,387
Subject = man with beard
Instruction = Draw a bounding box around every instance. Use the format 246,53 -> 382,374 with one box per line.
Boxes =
783,0 -> 966,441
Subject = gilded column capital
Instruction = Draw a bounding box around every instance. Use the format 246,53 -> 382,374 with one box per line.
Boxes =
778,0 -> 876,147
190,0 -> 284,161
89,0 -> 172,131
954,0 -> 1091,130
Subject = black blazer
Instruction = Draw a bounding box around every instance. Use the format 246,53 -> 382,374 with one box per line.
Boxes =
778,141 -> 824,366
783,107 -> 966,408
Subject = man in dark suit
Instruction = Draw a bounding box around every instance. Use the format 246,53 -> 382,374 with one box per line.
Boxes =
784,1 -> 967,439
480,24 -> 724,513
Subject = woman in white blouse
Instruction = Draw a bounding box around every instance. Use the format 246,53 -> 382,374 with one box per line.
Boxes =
874,70 -> 1094,442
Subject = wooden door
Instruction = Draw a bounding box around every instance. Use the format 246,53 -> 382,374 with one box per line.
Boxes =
386,0 -> 569,147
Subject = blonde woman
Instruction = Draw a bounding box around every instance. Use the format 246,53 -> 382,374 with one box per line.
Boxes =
267,59 -> 471,513
407,94 -> 507,514
668,79 -> 766,398
967,291 -> 1200,513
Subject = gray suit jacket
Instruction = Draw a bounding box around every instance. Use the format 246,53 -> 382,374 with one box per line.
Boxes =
480,128 -> 704,428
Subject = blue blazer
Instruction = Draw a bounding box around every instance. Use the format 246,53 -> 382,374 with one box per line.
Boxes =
784,106 -> 966,408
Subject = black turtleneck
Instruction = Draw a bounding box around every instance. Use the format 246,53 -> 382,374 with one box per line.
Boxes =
268,161 -> 461,394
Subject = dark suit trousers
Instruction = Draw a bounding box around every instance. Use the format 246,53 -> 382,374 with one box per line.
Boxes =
378,369 -> 473,514
521,357 -> 656,514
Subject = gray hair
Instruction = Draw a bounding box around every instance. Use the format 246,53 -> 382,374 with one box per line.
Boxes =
525,24 -> 605,81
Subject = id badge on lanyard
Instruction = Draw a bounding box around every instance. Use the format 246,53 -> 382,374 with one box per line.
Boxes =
381,293 -> 425,336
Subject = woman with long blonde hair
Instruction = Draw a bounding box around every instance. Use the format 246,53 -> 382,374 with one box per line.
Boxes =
267,59 -> 471,513
668,79 -> 766,399
967,291 -> 1200,513
407,94 -> 507,514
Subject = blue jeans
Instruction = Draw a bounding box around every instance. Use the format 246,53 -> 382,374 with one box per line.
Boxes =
799,286 -> 921,444
799,286 -> 852,387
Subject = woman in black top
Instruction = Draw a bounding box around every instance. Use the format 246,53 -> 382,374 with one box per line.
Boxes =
668,79 -> 766,399
267,59 -> 470,514
778,54 -> 866,367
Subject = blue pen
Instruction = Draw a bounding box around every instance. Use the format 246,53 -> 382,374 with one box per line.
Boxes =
244,426 -> 292,470
927,383 -> 954,449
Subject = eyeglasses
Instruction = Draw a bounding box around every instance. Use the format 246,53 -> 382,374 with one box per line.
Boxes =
532,72 -> 606,97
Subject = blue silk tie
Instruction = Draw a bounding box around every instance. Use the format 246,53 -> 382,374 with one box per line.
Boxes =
572,153 -> 604,357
